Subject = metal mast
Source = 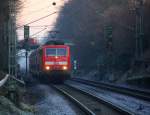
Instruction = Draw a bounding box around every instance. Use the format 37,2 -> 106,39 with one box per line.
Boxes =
8,0 -> 17,76
135,0 -> 144,60
104,25 -> 114,81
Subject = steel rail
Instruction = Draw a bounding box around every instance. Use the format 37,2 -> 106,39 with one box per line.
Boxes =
71,78 -> 150,101
66,84 -> 133,115
52,84 -> 132,115
52,85 -> 95,115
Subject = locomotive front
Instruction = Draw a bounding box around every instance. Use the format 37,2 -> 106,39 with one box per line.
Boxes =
42,45 -> 71,79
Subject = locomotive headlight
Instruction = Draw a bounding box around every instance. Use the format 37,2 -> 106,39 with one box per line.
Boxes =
45,66 -> 50,70
63,66 -> 68,70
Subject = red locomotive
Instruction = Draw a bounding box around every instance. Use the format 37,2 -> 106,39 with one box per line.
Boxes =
29,40 -> 71,82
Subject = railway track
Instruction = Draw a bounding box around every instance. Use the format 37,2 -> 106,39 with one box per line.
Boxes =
70,78 -> 150,101
52,84 -> 133,115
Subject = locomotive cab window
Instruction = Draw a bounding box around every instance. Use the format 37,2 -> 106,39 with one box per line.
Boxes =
57,48 -> 67,56
46,48 -> 56,56
46,48 -> 67,56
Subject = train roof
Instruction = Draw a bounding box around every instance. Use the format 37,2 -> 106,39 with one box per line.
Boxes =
44,40 -> 65,45
29,40 -> 69,56
42,44 -> 69,48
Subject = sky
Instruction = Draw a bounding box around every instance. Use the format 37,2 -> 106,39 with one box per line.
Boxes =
16,0 -> 69,41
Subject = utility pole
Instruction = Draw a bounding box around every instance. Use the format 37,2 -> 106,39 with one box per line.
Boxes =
8,0 -> 17,76
135,0 -> 144,61
104,25 -> 114,81
8,0 -> 18,104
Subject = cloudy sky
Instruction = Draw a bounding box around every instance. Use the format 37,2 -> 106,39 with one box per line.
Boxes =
17,0 -> 69,41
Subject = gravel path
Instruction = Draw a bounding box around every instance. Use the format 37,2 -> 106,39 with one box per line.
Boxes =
25,84 -> 85,115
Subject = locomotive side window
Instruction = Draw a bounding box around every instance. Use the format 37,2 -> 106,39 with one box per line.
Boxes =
46,48 -> 67,56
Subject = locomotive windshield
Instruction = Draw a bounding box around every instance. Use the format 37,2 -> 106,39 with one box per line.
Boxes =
46,48 -> 67,56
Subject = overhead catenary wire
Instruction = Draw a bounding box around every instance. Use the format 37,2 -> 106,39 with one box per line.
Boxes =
17,28 -> 48,37
17,0 -> 67,21
17,25 -> 55,29
27,25 -> 56,27
30,28 -> 48,37
16,11 -> 58,29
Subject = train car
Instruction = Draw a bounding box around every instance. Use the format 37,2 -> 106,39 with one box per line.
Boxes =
29,41 -> 71,82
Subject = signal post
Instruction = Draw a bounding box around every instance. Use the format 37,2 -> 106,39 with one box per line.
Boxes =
24,25 -> 30,76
